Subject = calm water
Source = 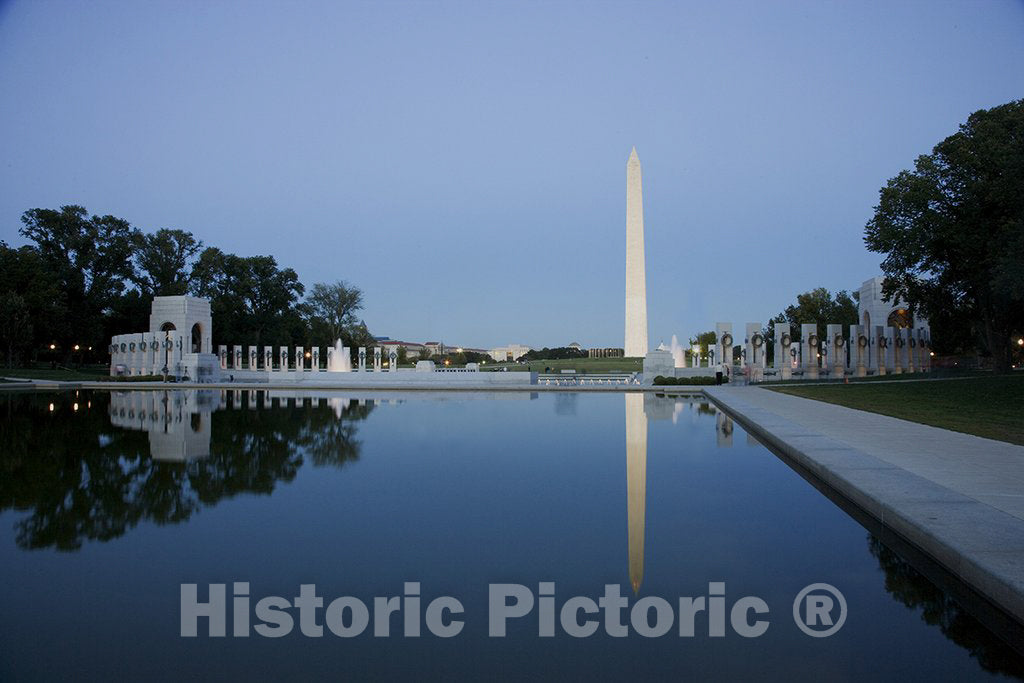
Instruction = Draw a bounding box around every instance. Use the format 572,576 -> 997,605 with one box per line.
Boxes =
0,389 -> 1021,681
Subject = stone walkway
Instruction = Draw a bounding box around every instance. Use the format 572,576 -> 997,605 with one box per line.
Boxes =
704,385 -> 1024,624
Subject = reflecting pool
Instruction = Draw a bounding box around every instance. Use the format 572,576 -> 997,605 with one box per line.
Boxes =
0,389 -> 1021,680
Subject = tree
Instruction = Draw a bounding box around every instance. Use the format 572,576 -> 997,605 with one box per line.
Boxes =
190,248 -> 305,346
688,331 -> 717,357
19,205 -> 136,356
771,287 -> 859,342
0,242 -> 67,364
0,293 -> 31,367
132,228 -> 202,296
864,99 -> 1024,372
307,281 -> 364,343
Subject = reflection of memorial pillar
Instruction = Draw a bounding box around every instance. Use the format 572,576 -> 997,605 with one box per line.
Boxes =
295,346 -> 304,372
801,323 -> 819,379
716,411 -> 734,448
279,346 -> 289,372
374,347 -> 382,371
358,347 -> 366,371
625,393 -> 646,594
218,345 -> 227,370
264,347 -> 273,372
827,324 -> 844,379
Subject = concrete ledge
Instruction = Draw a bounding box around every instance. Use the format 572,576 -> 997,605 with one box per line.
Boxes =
704,386 -> 1024,626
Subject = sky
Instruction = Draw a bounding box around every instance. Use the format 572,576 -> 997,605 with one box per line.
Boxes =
1,0 -> 1022,350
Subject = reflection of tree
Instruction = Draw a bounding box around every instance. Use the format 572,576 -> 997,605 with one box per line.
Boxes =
869,536 -> 1024,678
0,392 -> 373,551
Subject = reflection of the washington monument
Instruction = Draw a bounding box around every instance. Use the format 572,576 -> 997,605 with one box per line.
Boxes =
626,394 -> 733,593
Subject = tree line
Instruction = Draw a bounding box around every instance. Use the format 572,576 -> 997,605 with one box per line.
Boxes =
0,205 -> 372,366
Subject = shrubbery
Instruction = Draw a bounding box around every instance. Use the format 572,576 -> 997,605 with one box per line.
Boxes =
652,375 -> 721,386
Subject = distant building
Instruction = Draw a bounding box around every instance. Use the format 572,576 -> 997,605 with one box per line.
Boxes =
589,347 -> 624,358
488,343 -> 533,362
568,342 -> 582,350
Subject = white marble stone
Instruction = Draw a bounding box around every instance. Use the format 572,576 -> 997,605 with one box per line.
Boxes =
624,147 -> 648,357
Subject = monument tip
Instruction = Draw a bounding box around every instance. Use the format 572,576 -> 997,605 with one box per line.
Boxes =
628,146 -> 639,162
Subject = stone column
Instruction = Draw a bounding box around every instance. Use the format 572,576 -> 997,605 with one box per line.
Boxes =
801,323 -> 819,380
852,325 -> 868,377
279,346 -> 289,372
775,323 -> 792,380
874,326 -> 887,375
715,323 -> 732,376
374,347 -> 382,371
891,328 -> 904,374
920,329 -> 931,372
264,347 -> 273,372
827,324 -> 845,379
249,346 -> 258,370
312,347 -> 320,371
232,345 -> 242,371
218,345 -> 227,369
358,347 -> 367,371
745,323 -> 763,382
295,346 -> 304,372
388,347 -> 398,372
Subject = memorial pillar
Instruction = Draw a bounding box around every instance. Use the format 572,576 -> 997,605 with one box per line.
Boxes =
852,325 -> 868,378
801,323 -> 819,380
775,323 -> 792,380
827,324 -> 845,379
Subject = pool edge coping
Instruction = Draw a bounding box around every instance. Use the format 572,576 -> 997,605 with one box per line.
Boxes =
702,386 -> 1024,628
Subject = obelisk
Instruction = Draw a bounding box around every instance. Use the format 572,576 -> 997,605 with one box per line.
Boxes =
625,147 -> 648,357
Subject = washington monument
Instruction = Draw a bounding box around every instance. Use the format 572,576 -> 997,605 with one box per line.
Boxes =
625,147 -> 648,357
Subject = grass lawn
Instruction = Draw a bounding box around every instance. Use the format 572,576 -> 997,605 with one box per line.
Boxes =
487,357 -> 645,373
767,374 -> 1024,445
0,365 -> 110,381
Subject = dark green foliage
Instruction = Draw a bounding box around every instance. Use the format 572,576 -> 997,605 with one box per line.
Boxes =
864,99 -> 1024,372
652,375 -> 719,386
518,346 -> 588,361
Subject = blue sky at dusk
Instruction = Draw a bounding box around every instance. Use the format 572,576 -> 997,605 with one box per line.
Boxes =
1,0 -> 1022,349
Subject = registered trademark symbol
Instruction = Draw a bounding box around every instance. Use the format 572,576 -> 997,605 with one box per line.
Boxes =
792,583 -> 847,637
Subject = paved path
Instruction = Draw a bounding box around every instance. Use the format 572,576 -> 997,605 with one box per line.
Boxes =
704,385 -> 1024,624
